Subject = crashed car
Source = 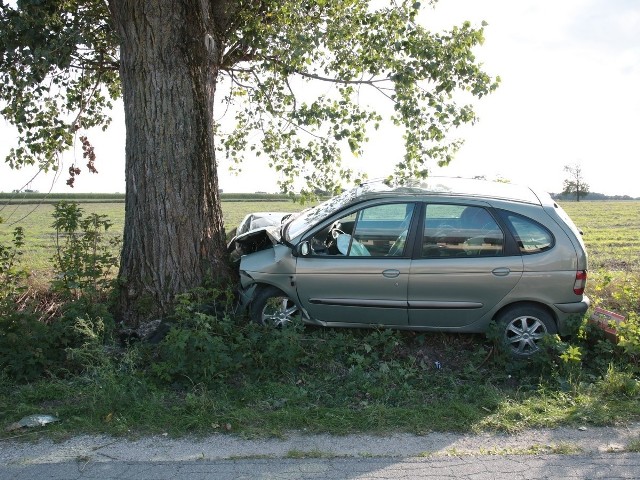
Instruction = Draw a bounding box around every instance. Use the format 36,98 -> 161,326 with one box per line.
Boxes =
227,177 -> 590,357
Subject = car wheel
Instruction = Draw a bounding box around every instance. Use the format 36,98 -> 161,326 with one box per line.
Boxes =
497,305 -> 557,357
250,286 -> 301,327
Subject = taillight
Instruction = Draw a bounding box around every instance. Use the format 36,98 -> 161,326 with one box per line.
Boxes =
573,270 -> 587,295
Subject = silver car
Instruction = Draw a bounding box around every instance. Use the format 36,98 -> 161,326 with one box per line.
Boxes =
229,178 -> 590,357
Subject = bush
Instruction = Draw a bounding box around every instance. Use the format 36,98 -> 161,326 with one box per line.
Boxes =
151,287 -> 308,386
0,312 -> 60,381
0,225 -> 27,307
0,205 -> 117,381
617,313 -> 640,366
51,201 -> 120,299
0,222 -> 50,381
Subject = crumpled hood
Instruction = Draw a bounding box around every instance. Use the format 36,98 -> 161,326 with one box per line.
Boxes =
227,212 -> 292,261
235,212 -> 292,237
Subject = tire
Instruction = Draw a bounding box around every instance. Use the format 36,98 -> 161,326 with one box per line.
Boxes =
250,286 -> 301,327
497,305 -> 557,357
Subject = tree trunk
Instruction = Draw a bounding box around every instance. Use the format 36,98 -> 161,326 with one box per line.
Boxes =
109,0 -> 230,326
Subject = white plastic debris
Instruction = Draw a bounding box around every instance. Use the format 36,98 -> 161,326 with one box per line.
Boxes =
5,414 -> 60,432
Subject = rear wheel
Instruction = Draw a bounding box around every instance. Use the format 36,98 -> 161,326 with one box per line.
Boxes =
250,286 -> 301,327
497,305 -> 557,357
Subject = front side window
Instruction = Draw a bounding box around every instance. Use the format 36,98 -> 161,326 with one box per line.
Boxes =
502,212 -> 554,254
308,203 -> 415,257
422,204 -> 504,258
285,182 -> 394,241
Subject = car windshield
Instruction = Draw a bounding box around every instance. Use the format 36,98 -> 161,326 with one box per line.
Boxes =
284,183 -> 392,241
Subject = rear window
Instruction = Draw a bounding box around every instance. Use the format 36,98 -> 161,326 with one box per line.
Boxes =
503,212 -> 554,254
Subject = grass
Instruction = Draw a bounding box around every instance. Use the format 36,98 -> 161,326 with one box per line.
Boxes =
1,327 -> 638,440
628,437 -> 640,453
285,449 -> 337,459
0,199 -> 639,440
561,200 -> 640,274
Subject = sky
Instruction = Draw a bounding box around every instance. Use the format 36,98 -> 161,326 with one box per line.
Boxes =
1,0 -> 639,197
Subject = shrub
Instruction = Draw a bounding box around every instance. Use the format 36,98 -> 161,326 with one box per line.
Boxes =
0,206 -> 117,381
0,222 -> 49,381
151,287 -> 308,386
0,311 -> 61,381
0,224 -> 27,309
51,201 -> 120,299
617,312 -> 640,365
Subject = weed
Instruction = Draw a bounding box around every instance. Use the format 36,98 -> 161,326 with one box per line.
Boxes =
475,444 -> 574,456
0,224 -> 27,306
627,437 -> 640,453
597,366 -> 640,398
228,454 -> 274,460
617,313 -> 640,364
285,449 -> 335,459
51,201 -> 120,300
549,442 -> 582,455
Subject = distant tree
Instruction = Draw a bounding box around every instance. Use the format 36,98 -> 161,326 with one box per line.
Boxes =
562,164 -> 590,202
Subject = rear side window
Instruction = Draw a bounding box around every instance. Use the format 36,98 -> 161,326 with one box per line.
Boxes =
503,212 -> 554,254
422,204 -> 504,258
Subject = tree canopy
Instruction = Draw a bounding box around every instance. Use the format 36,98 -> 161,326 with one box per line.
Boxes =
1,0 -> 498,195
0,0 -> 119,182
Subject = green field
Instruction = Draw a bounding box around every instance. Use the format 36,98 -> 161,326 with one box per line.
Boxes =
1,199 -> 639,314
562,201 -> 640,270
0,199 -> 301,286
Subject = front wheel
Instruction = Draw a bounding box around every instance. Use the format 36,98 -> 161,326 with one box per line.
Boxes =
497,305 -> 557,357
250,286 -> 301,327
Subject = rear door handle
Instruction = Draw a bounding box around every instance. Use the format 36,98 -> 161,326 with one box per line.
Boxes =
492,267 -> 511,277
382,269 -> 400,278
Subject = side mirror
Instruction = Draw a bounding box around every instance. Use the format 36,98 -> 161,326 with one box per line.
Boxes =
295,241 -> 311,257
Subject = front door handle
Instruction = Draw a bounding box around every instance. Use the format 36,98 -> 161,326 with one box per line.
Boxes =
382,269 -> 400,278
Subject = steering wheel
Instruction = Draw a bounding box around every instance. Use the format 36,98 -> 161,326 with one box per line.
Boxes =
325,222 -> 345,248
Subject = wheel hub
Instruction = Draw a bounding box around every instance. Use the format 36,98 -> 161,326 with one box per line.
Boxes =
506,315 -> 548,356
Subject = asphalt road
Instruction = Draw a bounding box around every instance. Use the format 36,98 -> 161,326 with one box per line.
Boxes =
2,424 -> 640,479
2,453 -> 640,479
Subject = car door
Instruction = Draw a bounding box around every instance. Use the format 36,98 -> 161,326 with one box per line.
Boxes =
295,202 -> 417,326
408,202 -> 523,328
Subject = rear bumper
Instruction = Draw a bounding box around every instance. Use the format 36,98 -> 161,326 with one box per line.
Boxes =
555,296 -> 591,335
554,295 -> 591,314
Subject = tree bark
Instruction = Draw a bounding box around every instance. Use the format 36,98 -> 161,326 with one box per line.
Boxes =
109,0 -> 230,326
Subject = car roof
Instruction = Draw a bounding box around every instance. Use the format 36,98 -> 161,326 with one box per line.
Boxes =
354,177 -> 549,206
